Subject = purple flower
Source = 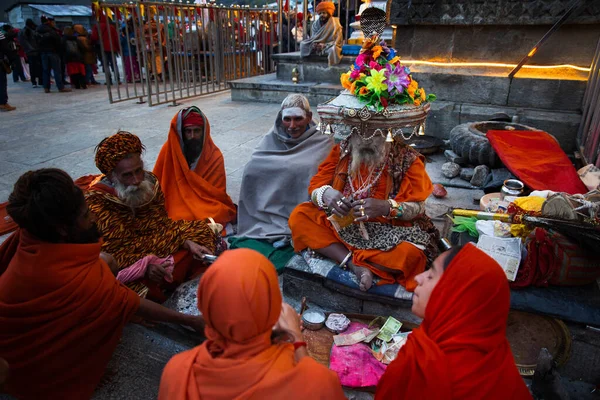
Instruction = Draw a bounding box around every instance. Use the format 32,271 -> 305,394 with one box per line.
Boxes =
384,63 -> 410,93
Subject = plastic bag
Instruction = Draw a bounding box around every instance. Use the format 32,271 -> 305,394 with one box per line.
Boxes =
450,216 -> 479,237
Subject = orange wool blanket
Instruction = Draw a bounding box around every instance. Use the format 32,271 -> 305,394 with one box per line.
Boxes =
153,111 -> 237,226
0,230 -> 140,399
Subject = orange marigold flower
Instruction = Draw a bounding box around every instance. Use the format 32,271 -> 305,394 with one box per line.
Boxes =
350,81 -> 357,94
389,56 -> 400,65
359,86 -> 370,96
372,45 -> 383,59
340,72 -> 352,90
420,88 -> 426,101
414,99 -> 421,106
407,79 -> 418,98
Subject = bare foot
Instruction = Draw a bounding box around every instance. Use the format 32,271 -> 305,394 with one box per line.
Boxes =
348,262 -> 374,291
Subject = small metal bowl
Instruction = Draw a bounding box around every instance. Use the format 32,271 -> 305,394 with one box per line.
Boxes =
302,310 -> 326,331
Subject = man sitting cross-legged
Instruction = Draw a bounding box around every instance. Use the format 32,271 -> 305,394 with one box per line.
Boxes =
289,130 -> 439,292
231,94 -> 333,269
153,107 -> 237,230
84,131 -> 220,301
0,168 -> 204,400
299,1 -> 343,66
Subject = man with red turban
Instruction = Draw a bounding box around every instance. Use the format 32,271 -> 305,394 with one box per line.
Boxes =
300,1 -> 343,66
85,131 -> 220,301
153,107 -> 237,230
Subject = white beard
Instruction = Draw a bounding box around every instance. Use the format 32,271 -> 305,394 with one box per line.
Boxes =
113,178 -> 155,209
349,134 -> 388,176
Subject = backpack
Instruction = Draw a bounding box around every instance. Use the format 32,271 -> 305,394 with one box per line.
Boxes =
65,39 -> 80,58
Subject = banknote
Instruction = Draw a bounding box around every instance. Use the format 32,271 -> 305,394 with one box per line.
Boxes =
376,316 -> 402,342
333,328 -> 378,346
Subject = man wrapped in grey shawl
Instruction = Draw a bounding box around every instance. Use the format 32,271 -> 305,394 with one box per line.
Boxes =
300,1 -> 343,66
231,95 -> 333,269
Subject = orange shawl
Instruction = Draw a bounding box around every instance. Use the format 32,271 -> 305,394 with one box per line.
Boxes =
159,249 -> 345,400
0,230 -> 140,400
375,243 -> 532,400
153,110 -> 237,226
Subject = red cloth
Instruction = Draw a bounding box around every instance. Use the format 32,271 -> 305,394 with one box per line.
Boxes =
91,19 -> 120,52
0,230 -> 140,399
487,130 -> 587,194
0,203 -> 17,236
66,61 -> 86,76
183,112 -> 204,128
375,243 -> 531,400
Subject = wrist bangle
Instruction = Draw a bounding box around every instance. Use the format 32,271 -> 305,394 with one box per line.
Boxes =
387,199 -> 404,219
315,185 -> 332,211
339,251 -> 352,269
293,341 -> 307,351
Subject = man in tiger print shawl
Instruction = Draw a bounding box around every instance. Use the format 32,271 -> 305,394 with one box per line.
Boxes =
86,131 -> 220,301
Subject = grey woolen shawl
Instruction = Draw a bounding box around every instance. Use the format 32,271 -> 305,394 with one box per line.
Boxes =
236,114 -> 334,241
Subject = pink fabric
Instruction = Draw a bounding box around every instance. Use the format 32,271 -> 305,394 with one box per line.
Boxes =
329,322 -> 387,388
116,255 -> 175,284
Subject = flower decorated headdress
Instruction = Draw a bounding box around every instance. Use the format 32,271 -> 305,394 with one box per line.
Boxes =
340,7 -> 436,111
317,7 -> 435,142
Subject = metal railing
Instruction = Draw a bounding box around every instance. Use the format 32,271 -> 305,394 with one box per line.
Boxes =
578,34 -> 600,166
95,2 -> 277,106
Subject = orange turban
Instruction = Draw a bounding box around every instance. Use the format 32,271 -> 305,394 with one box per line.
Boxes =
316,1 -> 335,15
95,131 -> 145,175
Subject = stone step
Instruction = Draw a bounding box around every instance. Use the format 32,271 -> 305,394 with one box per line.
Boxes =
229,73 -> 342,104
272,52 -> 587,112
229,74 -> 581,150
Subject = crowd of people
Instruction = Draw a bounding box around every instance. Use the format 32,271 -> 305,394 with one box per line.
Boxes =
0,16 -> 109,112
0,92 -> 533,399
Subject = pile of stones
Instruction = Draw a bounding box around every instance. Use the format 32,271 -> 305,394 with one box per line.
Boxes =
441,149 -> 491,188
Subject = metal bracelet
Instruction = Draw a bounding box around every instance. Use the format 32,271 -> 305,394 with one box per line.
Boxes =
339,251 -> 353,269
317,185 -> 332,210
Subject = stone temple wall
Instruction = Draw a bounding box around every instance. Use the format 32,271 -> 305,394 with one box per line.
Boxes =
388,0 -> 600,66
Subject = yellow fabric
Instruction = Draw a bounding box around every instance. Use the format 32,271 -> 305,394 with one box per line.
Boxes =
512,196 -> 545,213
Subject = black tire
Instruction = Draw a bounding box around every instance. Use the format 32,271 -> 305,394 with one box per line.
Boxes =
449,121 -> 538,168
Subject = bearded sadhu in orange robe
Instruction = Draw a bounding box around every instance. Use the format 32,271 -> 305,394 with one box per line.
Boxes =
153,107 -> 237,229
289,133 -> 439,291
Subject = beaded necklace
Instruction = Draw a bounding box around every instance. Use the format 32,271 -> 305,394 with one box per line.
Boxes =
345,155 -> 387,199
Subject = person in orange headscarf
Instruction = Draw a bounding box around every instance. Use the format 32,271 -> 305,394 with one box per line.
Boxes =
154,107 -> 237,230
158,248 -> 346,400
375,244 -> 532,400
0,168 -> 204,400
289,131 -> 439,292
